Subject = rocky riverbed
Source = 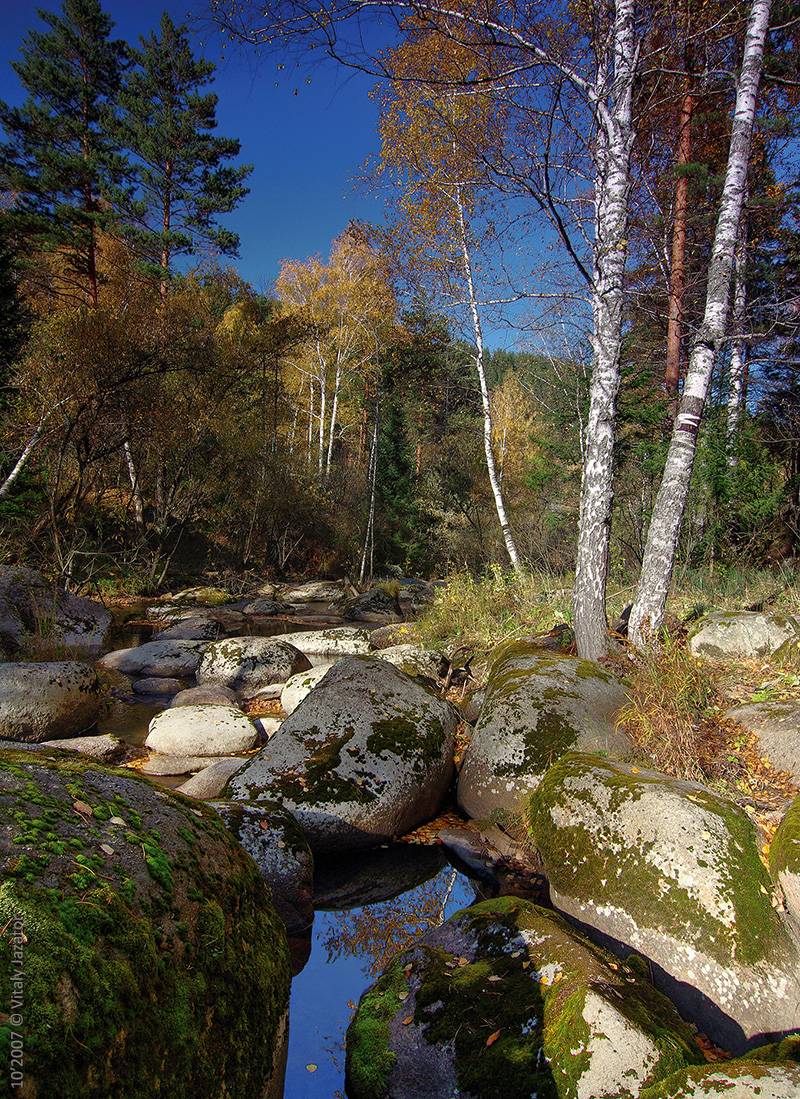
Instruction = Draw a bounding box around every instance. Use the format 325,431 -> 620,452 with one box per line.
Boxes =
2,566 -> 800,1097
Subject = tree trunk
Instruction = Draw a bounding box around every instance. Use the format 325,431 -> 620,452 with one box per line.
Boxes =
628,0 -> 772,647
325,364 -> 341,476
359,399 -> 379,586
573,0 -> 637,661
160,161 -> 173,303
455,183 -> 521,571
123,439 -> 145,529
726,214 -> 749,461
665,81 -> 694,407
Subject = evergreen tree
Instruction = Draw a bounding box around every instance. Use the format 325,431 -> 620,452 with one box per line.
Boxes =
0,0 -> 128,306
118,14 -> 251,294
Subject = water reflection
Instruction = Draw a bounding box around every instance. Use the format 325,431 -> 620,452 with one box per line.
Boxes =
285,857 -> 480,1098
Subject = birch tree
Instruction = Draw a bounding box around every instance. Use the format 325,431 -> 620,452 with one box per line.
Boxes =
628,0 -> 773,647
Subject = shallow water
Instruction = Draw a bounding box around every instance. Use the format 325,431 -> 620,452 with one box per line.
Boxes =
283,851 -> 481,1098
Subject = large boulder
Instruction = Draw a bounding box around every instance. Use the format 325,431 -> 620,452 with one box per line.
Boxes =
175,757 -> 248,799
241,598 -> 294,616
145,704 -> 259,757
377,643 -> 444,679
527,753 -> 800,1051
457,643 -> 630,820
0,566 -> 112,654
345,895 -> 701,1099
341,585 -> 403,623
726,701 -> 800,782
0,661 -> 103,742
643,1061 -> 800,1097
213,801 -> 314,933
769,794 -> 800,929
688,610 -> 800,660
155,616 -> 222,641
225,656 -> 457,852
99,639 -> 207,678
0,751 -> 290,1098
170,585 -> 231,606
281,579 -> 349,604
278,626 -> 371,657
196,637 -> 311,694
169,684 -> 240,708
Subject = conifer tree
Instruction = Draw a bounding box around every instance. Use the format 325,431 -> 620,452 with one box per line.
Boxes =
118,14 -> 251,295
0,0 -> 128,306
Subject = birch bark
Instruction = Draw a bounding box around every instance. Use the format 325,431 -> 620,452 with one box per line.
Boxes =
628,0 -> 772,646
726,216 -> 749,460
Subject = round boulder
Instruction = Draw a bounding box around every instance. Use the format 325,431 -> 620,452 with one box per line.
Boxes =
225,656 -> 457,852
0,565 -> 112,654
527,752 -> 800,1051
99,639 -> 207,678
169,685 -> 240,708
0,661 -> 102,742
145,704 -> 259,756
345,896 -> 701,1099
726,701 -> 800,783
770,794 -> 800,930
688,610 -> 800,660
457,642 -> 630,820
197,637 -> 311,694
278,626 -> 371,657
0,751 -> 290,1098
155,616 -> 222,641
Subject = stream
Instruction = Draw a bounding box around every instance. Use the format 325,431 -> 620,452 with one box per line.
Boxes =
95,602 -> 483,1097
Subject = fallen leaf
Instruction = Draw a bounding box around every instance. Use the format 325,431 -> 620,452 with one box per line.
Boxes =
398,991 -> 409,1002
402,1016 -> 413,1026
486,1030 -> 501,1047
487,975 -> 502,983
100,844 -> 115,856
109,816 -> 125,826
73,800 -> 92,817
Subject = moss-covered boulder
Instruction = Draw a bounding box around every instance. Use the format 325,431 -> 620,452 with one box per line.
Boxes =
278,626 -> 372,657
641,1060 -> 800,1097
0,661 -> 103,742
345,895 -> 702,1099
197,637 -> 311,694
527,753 -> 800,1051
376,643 -> 444,679
770,794 -> 800,930
457,643 -> 630,820
225,656 -> 456,852
687,610 -> 800,660
0,751 -> 290,1098
100,639 -> 208,678
212,800 -> 314,933
280,662 -> 336,715
171,585 -> 232,607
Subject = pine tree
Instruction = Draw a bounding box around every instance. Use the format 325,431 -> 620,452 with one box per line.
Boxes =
0,0 -> 128,306
118,14 -> 251,295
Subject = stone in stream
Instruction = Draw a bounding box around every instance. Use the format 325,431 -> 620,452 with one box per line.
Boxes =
725,701 -> 800,782
155,615 -> 222,641
0,661 -> 103,742
341,585 -> 403,623
99,639 -> 207,678
368,622 -> 415,650
175,756 -> 248,798
345,895 -> 702,1099
169,684 -> 240,708
169,584 -> 232,606
687,610 -> 800,660
42,733 -> 131,763
137,753 -> 235,777
769,793 -> 800,929
225,656 -> 457,853
313,844 -> 447,910
131,675 -> 183,698
241,597 -> 294,616
280,663 -> 336,715
196,637 -> 311,693
0,565 -> 112,655
376,643 -> 444,679
212,801 -> 314,934
527,752 -> 800,1052
278,626 -> 371,657
457,641 -> 630,821
281,579 -> 350,604
0,750 -> 290,1099
145,704 -> 259,756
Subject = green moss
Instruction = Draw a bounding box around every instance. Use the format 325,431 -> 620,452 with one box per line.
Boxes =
770,794 -> 800,880
366,714 -> 445,774
528,753 -> 789,967
345,961 -> 407,1096
642,1059 -> 800,1097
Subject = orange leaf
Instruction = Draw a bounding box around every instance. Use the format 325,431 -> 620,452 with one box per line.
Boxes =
486,1030 -> 501,1047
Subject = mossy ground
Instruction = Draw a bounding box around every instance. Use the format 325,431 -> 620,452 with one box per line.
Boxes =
0,751 -> 290,1098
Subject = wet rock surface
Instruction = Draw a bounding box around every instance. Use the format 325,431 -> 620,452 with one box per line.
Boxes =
0,660 -> 103,742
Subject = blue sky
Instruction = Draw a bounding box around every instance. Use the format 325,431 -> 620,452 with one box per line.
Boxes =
0,0 -> 385,295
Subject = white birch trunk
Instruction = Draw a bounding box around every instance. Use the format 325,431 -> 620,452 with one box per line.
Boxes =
628,0 -> 772,647
726,217 -> 748,462
455,183 -> 522,571
123,439 -> 145,529
317,364 -> 326,477
0,400 -> 68,500
573,0 -> 636,660
325,364 -> 341,476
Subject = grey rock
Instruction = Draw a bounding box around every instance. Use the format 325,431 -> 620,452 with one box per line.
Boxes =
278,626 -> 371,657
197,637 -> 311,693
138,754 -> 221,776
0,661 -> 103,742
213,801 -> 314,933
132,676 -> 183,698
457,642 -> 630,820
646,1061 -> 800,1097
156,616 -> 222,641
528,752 -> 800,1051
368,623 -> 415,650
0,565 -> 112,654
341,586 -> 403,623
241,598 -> 294,616
40,733 -> 129,763
145,704 -> 259,756
175,757 -> 248,795
280,663 -> 336,715
281,579 -> 349,604
726,702 -> 800,782
225,656 -> 457,853
376,643 -> 443,679
99,639 -> 207,678
169,685 -> 240,708
688,610 -> 800,660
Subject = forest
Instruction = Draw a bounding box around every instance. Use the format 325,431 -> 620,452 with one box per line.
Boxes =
3,2 -> 800,1098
